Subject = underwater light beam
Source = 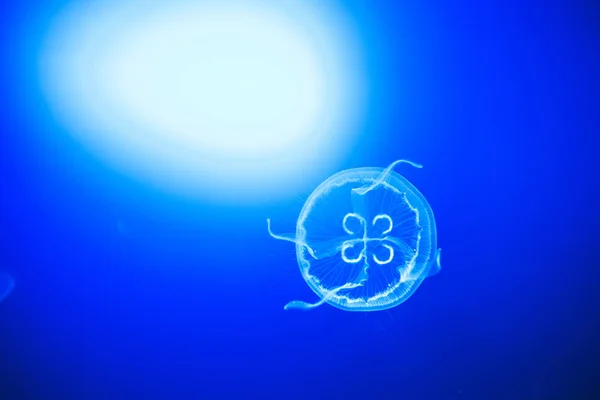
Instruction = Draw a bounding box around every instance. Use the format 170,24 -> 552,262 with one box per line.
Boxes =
40,0 -> 364,203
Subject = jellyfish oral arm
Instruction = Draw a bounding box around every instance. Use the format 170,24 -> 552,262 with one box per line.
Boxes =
352,159 -> 423,196
267,218 -> 316,258
427,248 -> 442,277
283,281 -> 364,311
284,299 -> 324,311
0,271 -> 15,303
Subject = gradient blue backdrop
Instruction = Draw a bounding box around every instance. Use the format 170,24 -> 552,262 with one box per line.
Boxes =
1,0 -> 599,399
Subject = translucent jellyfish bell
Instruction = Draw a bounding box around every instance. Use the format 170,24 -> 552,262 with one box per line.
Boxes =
0,270 -> 15,303
268,159 -> 441,311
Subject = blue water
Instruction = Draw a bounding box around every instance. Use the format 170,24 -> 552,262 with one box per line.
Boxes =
1,1 -> 599,399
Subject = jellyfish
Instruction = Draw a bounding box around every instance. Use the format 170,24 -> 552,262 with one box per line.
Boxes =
0,270 -> 14,303
268,159 -> 441,311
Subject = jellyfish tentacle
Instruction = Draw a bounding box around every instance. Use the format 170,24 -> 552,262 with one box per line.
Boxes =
267,219 -> 317,258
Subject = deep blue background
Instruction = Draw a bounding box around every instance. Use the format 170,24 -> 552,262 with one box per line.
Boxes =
1,0 -> 599,399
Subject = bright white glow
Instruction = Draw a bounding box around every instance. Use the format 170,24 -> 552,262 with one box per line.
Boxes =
40,0 -> 364,203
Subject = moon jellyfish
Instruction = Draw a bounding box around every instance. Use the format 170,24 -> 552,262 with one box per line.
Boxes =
0,270 -> 15,303
268,159 -> 441,311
